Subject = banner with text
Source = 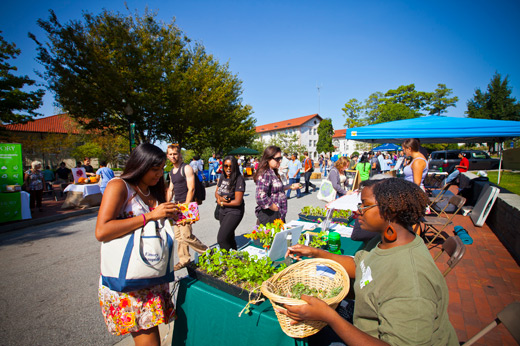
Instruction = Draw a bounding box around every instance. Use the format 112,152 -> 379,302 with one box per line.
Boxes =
0,143 -> 23,222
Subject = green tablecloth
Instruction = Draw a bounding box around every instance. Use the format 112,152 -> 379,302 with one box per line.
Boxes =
172,277 -> 307,346
172,223 -> 366,346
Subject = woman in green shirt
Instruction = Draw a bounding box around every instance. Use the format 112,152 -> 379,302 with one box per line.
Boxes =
283,178 -> 458,346
355,153 -> 371,181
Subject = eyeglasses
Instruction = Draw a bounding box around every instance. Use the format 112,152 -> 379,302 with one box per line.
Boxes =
272,157 -> 283,162
223,164 -> 232,169
356,203 -> 378,215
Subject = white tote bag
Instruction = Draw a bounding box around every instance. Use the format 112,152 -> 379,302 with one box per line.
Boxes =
317,179 -> 337,202
100,198 -> 175,292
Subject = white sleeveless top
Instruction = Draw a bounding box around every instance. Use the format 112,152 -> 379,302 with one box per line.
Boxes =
110,178 -> 156,219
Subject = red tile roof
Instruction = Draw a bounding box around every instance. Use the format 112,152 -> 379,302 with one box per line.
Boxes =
3,114 -> 80,134
255,114 -> 322,133
333,129 -> 346,138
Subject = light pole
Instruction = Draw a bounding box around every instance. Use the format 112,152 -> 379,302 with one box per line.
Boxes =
124,103 -> 134,153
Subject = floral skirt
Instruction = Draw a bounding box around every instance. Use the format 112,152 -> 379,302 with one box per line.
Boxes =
98,280 -> 175,336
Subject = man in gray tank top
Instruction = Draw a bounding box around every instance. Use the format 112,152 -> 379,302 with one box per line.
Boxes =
166,144 -> 208,270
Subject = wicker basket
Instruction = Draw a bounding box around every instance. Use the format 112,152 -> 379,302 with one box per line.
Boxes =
260,258 -> 350,338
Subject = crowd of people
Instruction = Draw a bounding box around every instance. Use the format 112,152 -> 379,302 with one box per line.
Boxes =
90,141 -> 460,346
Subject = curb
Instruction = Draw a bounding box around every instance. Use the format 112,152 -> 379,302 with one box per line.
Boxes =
0,207 -> 100,234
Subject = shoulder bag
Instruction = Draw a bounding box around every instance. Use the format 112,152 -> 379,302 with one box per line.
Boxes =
317,179 -> 337,202
100,195 -> 175,292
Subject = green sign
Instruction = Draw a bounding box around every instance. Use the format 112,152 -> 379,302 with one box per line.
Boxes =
0,143 -> 23,190
0,143 -> 24,222
0,192 -> 22,222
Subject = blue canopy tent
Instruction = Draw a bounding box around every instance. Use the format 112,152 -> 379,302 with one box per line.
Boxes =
372,143 -> 402,152
346,115 -> 520,183
346,116 -> 520,144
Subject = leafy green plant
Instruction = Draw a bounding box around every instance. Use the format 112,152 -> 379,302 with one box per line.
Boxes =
300,206 -> 352,219
278,282 -> 342,300
243,219 -> 285,250
196,249 -> 286,291
298,230 -> 328,248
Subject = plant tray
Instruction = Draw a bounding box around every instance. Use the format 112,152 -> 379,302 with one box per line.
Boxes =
186,263 -> 264,304
298,213 -> 351,225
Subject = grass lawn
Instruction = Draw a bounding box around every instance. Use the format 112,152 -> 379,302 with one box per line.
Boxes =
484,171 -> 520,195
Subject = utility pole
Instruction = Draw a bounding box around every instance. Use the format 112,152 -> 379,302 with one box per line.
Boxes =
316,82 -> 322,115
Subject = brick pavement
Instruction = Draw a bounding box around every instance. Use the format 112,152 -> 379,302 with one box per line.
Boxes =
430,213 -> 519,345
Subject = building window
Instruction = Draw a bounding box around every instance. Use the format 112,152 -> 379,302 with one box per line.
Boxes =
314,140 -> 317,146
309,140 -> 312,147
314,128 -> 317,135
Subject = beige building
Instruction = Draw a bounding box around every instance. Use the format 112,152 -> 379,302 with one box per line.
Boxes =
255,114 -> 323,158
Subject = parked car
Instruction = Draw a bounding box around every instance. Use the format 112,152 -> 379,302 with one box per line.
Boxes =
428,150 -> 500,172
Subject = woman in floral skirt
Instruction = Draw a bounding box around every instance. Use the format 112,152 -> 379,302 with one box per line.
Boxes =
95,144 -> 179,345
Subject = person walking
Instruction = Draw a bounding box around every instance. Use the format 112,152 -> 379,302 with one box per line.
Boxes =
286,153 -> 302,199
215,156 -> 245,250
402,138 -> 428,188
355,153 -> 372,181
303,151 -> 317,193
208,153 -> 217,183
95,143 -> 178,344
25,161 -> 46,212
319,155 -> 324,174
279,153 -> 289,184
328,156 -> 349,198
254,146 -> 301,223
323,156 -> 329,177
95,161 -> 115,194
166,144 -> 208,270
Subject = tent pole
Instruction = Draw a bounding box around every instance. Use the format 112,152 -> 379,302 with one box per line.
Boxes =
497,142 -> 503,185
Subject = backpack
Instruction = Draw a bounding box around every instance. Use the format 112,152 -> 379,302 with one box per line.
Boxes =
179,163 -> 206,205
306,158 -> 314,173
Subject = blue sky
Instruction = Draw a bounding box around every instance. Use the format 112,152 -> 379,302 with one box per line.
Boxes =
1,0 -> 519,131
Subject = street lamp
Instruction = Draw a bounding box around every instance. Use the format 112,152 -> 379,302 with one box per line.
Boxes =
124,103 -> 135,153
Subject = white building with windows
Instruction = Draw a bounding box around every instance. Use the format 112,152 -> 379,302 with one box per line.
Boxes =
332,129 -> 371,156
255,114 -> 322,158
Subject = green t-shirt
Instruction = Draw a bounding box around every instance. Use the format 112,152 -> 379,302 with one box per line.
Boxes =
355,162 -> 371,181
353,236 -> 458,345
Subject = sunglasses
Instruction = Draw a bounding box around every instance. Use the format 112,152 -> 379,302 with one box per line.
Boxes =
223,164 -> 233,169
356,203 -> 378,215
272,157 -> 283,162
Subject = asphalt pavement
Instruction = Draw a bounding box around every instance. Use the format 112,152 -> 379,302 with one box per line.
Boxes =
0,177 -> 326,345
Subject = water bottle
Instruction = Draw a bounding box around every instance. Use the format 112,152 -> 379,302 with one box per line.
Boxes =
327,231 -> 341,255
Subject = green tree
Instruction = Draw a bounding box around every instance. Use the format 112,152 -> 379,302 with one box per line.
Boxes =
341,98 -> 364,128
426,84 -> 459,115
268,133 -> 306,155
317,118 -> 334,153
71,142 -> 103,161
31,10 -> 255,149
466,72 -> 520,121
0,32 -> 44,124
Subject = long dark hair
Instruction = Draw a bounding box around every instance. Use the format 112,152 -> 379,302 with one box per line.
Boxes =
253,145 -> 281,182
121,143 -> 166,203
221,155 -> 240,188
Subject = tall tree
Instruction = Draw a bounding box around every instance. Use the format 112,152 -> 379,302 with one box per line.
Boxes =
343,84 -> 458,125
341,98 -> 364,128
466,72 -> 520,121
427,83 -> 459,115
31,9 -> 255,148
0,32 -> 44,124
317,118 -> 334,153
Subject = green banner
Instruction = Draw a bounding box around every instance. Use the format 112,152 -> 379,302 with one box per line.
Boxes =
0,143 -> 23,190
0,192 -> 22,222
0,143 -> 24,222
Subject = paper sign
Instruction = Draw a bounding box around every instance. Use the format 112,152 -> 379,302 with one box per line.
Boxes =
72,167 -> 87,183
268,226 -> 303,260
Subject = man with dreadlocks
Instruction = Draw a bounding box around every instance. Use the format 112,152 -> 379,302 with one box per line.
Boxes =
283,178 -> 458,346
